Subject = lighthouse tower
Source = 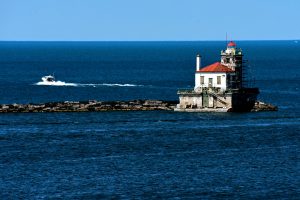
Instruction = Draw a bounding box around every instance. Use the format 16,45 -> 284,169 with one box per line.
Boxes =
220,41 -> 244,89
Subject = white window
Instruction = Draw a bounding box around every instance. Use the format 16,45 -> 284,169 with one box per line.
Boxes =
200,76 -> 204,85
208,78 -> 213,87
217,76 -> 221,85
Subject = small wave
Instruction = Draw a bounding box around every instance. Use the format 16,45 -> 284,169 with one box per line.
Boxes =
34,81 -> 143,87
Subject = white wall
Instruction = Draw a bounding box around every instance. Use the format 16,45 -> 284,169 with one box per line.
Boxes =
195,72 -> 228,91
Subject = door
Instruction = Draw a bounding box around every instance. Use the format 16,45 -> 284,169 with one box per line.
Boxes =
202,93 -> 209,107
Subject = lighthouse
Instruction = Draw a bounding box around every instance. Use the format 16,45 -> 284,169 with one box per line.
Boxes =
175,41 -> 259,112
220,41 -> 244,88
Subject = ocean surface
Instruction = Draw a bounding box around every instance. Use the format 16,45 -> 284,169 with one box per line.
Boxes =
0,41 -> 299,199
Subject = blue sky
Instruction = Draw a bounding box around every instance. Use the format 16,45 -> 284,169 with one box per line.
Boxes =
1,0 -> 299,41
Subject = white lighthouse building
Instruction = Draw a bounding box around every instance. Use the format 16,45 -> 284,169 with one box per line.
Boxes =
194,41 -> 243,92
195,61 -> 235,92
175,41 -> 259,112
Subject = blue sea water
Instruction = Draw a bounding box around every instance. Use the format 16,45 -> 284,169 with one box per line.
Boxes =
0,41 -> 299,199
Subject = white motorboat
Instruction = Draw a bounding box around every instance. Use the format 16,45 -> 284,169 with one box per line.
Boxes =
41,75 -> 55,83
36,75 -> 77,86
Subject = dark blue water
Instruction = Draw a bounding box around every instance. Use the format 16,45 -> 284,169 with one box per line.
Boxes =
0,41 -> 299,199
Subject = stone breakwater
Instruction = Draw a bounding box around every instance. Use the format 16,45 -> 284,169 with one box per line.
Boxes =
0,100 -> 277,113
0,100 -> 177,113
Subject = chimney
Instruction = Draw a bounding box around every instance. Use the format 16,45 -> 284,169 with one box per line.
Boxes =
196,54 -> 201,71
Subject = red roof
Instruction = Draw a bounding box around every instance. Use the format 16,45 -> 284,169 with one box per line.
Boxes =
227,41 -> 236,47
197,62 -> 234,73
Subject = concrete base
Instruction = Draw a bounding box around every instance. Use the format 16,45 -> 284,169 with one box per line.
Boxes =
175,88 -> 259,112
174,107 -> 230,112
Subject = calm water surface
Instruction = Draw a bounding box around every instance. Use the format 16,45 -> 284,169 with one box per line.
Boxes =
0,41 -> 299,199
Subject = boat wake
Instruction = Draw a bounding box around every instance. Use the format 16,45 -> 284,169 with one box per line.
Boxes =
35,81 -> 77,87
34,81 -> 143,87
82,83 -> 142,87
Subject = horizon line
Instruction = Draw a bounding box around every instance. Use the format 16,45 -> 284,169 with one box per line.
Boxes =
0,39 -> 299,42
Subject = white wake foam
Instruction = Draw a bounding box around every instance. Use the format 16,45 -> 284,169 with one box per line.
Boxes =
91,83 -> 141,87
35,81 -> 78,87
34,81 -> 142,87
